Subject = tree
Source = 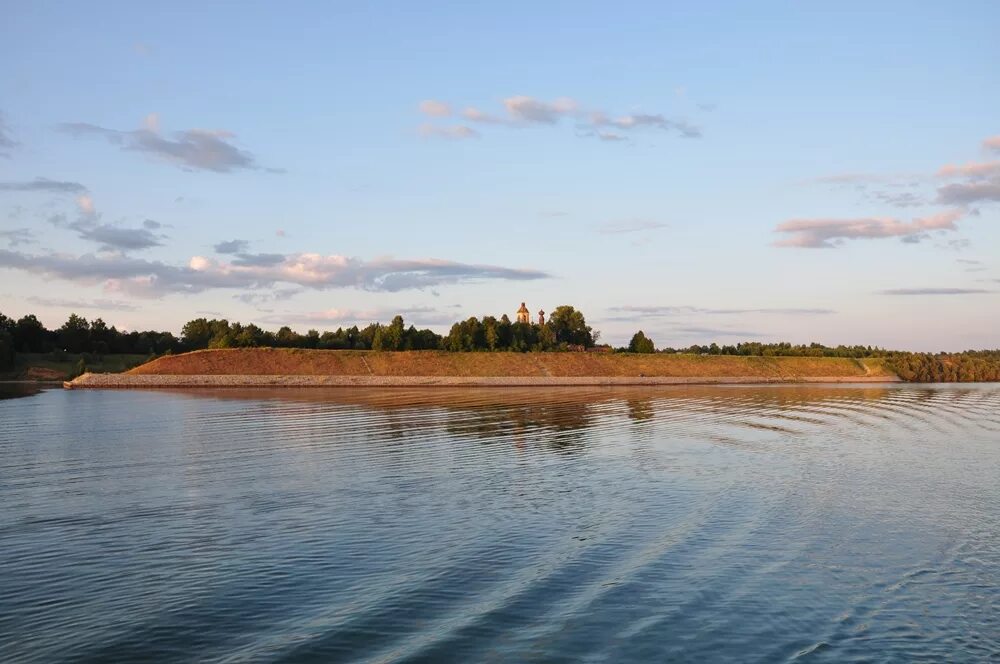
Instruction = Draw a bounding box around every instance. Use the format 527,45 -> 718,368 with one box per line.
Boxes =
371,325 -> 387,351
89,318 -> 113,355
536,323 -> 557,350
482,316 -> 499,351
276,326 -> 299,347
69,357 -> 87,379
497,314 -> 513,349
547,305 -> 595,347
628,331 -> 655,354
384,316 -> 405,351
14,314 -> 48,352
58,314 -> 91,353
509,321 -> 535,352
0,329 -> 13,370
232,323 -> 266,347
182,318 -> 230,350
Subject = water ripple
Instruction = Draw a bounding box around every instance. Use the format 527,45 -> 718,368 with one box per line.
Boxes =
0,384 -> 998,662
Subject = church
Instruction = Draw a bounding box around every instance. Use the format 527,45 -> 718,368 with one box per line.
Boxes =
516,302 -> 545,325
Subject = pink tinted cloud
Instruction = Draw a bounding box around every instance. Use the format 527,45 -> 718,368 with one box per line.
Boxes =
418,100 -> 452,117
0,248 -> 550,297
937,160 -> 1000,178
774,210 -> 963,248
417,124 -> 479,140
502,96 -> 577,124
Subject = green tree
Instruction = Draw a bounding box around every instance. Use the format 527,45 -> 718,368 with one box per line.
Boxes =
509,321 -> 535,352
628,330 -> 655,353
58,314 -> 91,353
69,357 -> 88,379
14,314 -> 48,352
182,318 -> 230,350
371,325 -> 387,351
276,326 -> 299,347
0,329 -> 14,370
547,305 -> 595,347
482,316 -> 499,351
385,315 -> 405,350
90,318 -> 114,355
536,322 -> 557,350
497,314 -> 513,349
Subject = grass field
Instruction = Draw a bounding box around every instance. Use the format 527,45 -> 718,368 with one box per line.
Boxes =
3,353 -> 149,381
129,348 -> 896,379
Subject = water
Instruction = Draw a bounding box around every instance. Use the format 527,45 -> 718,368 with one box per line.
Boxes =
0,384 -> 43,400
1,385 -> 999,662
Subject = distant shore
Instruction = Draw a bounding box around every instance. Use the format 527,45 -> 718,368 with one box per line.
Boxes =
63,348 -> 903,388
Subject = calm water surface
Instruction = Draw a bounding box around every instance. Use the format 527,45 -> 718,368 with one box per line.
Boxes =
1,385 -> 999,662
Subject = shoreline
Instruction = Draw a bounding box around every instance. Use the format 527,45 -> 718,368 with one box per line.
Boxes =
65,373 -> 903,389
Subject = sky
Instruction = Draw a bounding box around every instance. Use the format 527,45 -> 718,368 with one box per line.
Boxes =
1,1 -> 998,350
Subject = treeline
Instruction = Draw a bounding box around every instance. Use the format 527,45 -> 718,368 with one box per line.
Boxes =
442,306 -> 596,351
181,305 -> 596,353
0,313 -> 181,369
0,305 -> 597,371
3,310 -> 998,382
658,341 -> 897,358
885,351 -> 1000,383
179,316 -> 441,351
640,337 -> 1000,382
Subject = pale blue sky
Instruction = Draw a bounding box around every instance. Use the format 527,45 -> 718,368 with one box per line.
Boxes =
2,1 -> 998,349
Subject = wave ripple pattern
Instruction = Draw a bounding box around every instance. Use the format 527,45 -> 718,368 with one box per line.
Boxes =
1,385 -> 999,662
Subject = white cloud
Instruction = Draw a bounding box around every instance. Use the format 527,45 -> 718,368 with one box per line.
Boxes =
0,228 -> 35,247
597,219 -> 668,234
881,288 -> 993,296
418,100 -> 452,117
503,96 -> 577,124
420,95 -> 701,141
0,178 -> 88,194
214,239 -> 250,254
76,194 -> 96,216
0,249 -> 551,297
58,117 -> 272,173
417,124 -> 479,140
74,223 -> 164,251
938,160 -> 1000,178
604,305 -> 835,321
594,113 -> 702,138
461,107 -> 504,124
258,305 -> 455,327
774,210 -> 964,248
933,136 -> 1000,204
26,296 -> 138,311
937,178 -> 1000,205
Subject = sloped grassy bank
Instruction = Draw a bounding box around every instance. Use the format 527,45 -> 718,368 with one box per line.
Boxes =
65,348 -> 902,388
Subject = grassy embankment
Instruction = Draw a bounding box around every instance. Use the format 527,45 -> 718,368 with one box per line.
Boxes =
128,348 -> 895,379
3,353 -> 148,381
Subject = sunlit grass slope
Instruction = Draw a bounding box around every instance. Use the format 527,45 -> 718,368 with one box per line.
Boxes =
129,348 -> 895,379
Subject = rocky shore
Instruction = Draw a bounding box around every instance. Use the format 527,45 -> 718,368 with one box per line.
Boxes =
66,373 -> 901,389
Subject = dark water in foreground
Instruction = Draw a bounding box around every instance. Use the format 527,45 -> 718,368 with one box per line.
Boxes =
1,385 -> 999,663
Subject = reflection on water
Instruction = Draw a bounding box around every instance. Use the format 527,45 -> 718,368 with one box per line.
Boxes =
1,384 -> 999,662
0,383 -> 44,400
